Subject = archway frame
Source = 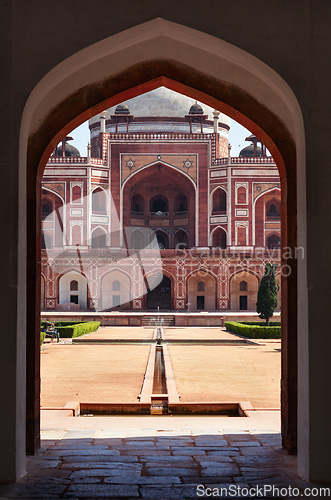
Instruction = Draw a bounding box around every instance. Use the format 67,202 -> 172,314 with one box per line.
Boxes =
20,19 -> 305,459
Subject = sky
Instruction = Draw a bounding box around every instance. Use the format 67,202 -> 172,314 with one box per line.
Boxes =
66,109 -> 262,158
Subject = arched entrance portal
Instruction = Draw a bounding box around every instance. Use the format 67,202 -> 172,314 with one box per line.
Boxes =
22,19 -> 304,472
146,274 -> 172,310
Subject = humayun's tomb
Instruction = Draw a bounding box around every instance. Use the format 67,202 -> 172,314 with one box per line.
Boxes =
41,87 -> 281,313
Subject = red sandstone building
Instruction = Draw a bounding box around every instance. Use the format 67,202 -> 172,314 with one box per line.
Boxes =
41,88 -> 281,312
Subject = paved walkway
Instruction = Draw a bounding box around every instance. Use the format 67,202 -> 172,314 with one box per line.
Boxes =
0,413 -> 330,499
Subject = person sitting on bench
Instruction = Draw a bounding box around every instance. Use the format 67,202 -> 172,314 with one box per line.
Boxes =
44,321 -> 60,342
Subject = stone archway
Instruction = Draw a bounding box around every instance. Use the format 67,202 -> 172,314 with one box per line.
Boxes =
21,19 -> 304,463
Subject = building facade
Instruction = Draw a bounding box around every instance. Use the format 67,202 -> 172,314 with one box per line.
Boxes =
41,88 -> 281,313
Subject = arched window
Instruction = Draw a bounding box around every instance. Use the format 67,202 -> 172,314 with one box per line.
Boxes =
91,228 -> 107,248
239,280 -> 247,291
42,201 -> 52,220
92,187 -> 107,213
72,225 -> 82,246
131,229 -> 144,249
197,281 -> 205,291
70,280 -> 78,291
212,189 -> 226,213
150,196 -> 168,213
131,194 -> 144,213
155,232 -> 168,249
174,229 -> 188,249
266,199 -> 280,218
174,193 -> 188,213
237,186 -> 247,204
212,227 -> 226,249
112,280 -> 120,291
72,185 -> 81,203
267,234 -> 281,249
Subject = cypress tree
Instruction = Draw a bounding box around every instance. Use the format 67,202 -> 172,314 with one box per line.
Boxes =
256,263 -> 279,326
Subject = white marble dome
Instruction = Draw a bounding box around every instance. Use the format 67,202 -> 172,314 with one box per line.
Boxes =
89,87 -> 230,127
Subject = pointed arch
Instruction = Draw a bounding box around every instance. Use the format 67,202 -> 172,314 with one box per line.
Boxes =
92,186 -> 107,214
91,226 -> 107,249
174,228 -> 188,250
210,226 -> 227,248
122,160 -> 197,191
212,186 -> 227,213
21,18 -> 305,465
131,228 -> 145,249
267,232 -> 281,249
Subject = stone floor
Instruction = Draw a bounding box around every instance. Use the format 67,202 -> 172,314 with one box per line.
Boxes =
0,418 -> 330,499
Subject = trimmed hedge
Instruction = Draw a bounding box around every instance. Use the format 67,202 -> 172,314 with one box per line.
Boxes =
56,321 -> 100,339
241,321 -> 281,326
41,320 -> 80,329
40,331 -> 46,346
225,321 -> 281,339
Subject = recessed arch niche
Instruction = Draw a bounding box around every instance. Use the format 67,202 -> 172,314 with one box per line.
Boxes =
58,271 -> 87,310
187,271 -> 216,311
230,271 -> 259,311
101,270 -> 131,310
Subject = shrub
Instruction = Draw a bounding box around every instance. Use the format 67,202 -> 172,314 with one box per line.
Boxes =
41,320 -> 80,329
225,321 -> 281,339
40,331 -> 46,346
241,321 -> 281,326
56,321 -> 100,338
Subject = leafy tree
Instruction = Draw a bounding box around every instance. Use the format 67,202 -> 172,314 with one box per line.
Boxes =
256,263 -> 279,326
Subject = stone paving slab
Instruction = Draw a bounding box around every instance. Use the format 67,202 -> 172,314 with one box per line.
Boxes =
64,483 -> 140,497
1,425 -> 330,500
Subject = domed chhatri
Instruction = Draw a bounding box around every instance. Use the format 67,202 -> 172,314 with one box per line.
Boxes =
239,144 -> 262,157
55,137 -> 80,157
189,102 -> 204,115
239,134 -> 265,157
115,103 -> 130,115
